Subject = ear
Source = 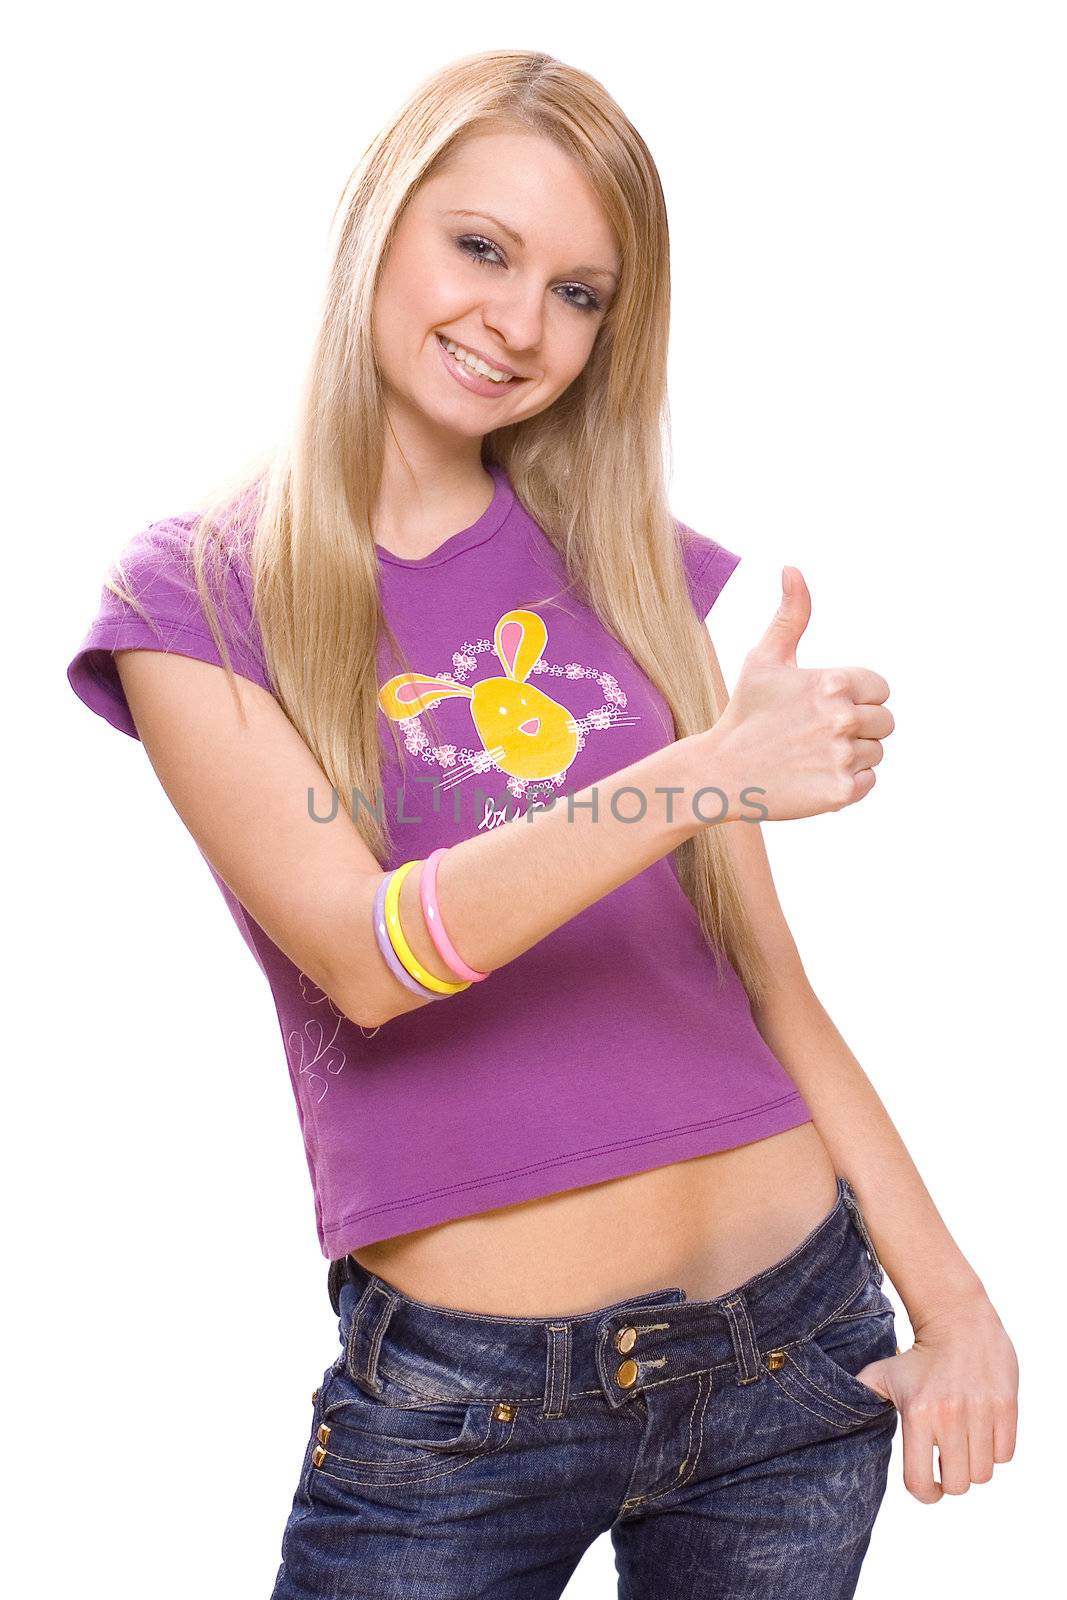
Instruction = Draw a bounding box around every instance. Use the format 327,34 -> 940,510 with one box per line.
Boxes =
494,609 -> 548,683
377,672 -> 473,722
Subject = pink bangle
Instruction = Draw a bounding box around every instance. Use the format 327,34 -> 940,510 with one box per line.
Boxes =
419,848 -> 491,983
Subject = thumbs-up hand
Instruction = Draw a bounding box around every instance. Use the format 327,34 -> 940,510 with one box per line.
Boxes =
709,567 -> 894,822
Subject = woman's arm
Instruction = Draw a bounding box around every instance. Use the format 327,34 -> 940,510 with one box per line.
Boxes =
700,629 -> 1019,1503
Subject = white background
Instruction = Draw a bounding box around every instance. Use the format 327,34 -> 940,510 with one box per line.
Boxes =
10,1 -> 1063,1594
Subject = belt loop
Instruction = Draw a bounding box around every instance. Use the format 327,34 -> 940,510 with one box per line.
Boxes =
543,1323 -> 572,1418
840,1177 -> 886,1285
719,1293 -> 761,1385
328,1256 -> 350,1318
345,1279 -> 398,1396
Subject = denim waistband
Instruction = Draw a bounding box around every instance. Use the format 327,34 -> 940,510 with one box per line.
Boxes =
326,1175 -> 885,1417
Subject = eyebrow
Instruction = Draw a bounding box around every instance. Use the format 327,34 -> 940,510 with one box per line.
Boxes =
443,209 -> 619,284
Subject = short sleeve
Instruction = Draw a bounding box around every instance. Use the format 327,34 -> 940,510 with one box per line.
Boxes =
67,515 -> 272,740
675,521 -> 741,622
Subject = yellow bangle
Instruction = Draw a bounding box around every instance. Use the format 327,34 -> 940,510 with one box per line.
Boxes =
384,860 -> 472,995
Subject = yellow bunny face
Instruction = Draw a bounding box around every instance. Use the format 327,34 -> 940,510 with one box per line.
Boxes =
378,609 -> 580,782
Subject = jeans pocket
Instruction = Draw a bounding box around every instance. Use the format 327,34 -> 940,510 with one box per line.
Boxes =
765,1293 -> 898,1432
308,1363 -> 514,1488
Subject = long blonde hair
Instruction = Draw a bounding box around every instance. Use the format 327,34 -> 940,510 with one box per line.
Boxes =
108,48 -> 772,1005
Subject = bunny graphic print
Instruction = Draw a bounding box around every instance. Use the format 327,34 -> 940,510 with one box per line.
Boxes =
378,607 -> 646,827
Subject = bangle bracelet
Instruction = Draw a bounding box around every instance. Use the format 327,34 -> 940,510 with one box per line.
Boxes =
384,860 -> 472,996
419,848 -> 490,982
373,872 -> 444,1001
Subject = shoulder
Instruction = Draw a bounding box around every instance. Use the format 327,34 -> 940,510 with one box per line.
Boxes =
68,508 -> 269,741
674,519 -> 741,621
110,510 -> 252,610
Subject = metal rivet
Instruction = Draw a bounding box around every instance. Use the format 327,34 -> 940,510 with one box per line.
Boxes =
614,1326 -> 638,1354
493,1402 -> 515,1422
311,1388 -> 319,1403
766,1348 -> 786,1371
317,1423 -> 331,1446
311,1445 -> 327,1467
616,1358 -> 640,1388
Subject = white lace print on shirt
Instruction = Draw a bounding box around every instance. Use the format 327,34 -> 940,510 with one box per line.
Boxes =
286,973 -> 350,1106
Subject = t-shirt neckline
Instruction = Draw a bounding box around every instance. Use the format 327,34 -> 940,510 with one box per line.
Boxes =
374,462 -> 516,570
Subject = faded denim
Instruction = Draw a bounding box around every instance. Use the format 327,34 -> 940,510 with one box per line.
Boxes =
270,1175 -> 899,1598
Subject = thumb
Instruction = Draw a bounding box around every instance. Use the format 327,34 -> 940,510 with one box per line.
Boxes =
747,566 -> 810,669
854,1357 -> 898,1407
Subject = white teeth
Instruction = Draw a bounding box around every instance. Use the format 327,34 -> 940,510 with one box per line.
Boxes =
441,336 -> 515,383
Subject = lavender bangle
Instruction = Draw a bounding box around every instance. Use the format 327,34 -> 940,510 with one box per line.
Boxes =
419,848 -> 490,982
372,871 -> 445,1001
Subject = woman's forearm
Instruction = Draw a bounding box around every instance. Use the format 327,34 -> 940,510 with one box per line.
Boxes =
751,979 -> 988,1332
346,729 -> 733,1027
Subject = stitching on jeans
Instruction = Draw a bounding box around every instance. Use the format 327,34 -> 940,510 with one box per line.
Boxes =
340,1285 -> 682,1329
777,1345 -> 894,1422
545,1325 -> 558,1413
833,1308 -> 894,1325
312,1408 -> 516,1489
367,1290 -> 394,1386
628,1373 -> 710,1506
545,1324 -> 565,1418
766,1360 -> 894,1431
561,1325 -> 572,1414
764,1366 -> 861,1432
354,1359 -> 475,1405
344,1279 -> 378,1381
371,1361 -> 748,1410
787,1348 -> 893,1418
841,1189 -> 884,1278
318,1410 -> 480,1459
369,1350 -> 841,1413
808,1269 -> 883,1340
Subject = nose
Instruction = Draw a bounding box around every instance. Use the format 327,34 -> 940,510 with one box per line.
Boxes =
518,717 -> 540,736
479,282 -> 544,360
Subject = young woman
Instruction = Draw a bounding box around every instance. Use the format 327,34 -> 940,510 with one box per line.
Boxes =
68,48 -> 1017,1600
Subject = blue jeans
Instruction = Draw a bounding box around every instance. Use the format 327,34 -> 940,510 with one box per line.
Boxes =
271,1175 -> 899,1598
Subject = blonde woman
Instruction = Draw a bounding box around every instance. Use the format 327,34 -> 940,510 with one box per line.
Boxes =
68,49 -> 1017,1600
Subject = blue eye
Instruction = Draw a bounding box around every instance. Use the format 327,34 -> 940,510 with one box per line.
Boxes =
559,283 -> 602,314
454,235 -> 602,315
457,234 -> 505,269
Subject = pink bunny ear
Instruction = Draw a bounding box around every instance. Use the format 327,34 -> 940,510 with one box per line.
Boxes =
378,672 -> 474,722
494,609 -> 548,683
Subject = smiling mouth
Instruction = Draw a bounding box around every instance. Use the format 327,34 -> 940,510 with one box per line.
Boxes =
436,332 -> 525,385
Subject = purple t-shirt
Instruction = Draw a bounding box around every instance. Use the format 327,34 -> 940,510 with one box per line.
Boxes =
68,464 -> 812,1257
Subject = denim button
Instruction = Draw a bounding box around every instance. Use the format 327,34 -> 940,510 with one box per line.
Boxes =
614,1327 -> 638,1354
616,1358 -> 639,1388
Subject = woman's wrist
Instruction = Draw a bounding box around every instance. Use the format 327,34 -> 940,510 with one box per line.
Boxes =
677,726 -> 745,827
905,1267 -> 990,1336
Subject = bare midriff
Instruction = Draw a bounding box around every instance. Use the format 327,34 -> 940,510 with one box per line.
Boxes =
350,1120 -> 839,1317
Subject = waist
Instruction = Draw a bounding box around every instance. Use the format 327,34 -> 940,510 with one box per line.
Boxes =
331,1172 -> 888,1411
349,1122 -> 838,1316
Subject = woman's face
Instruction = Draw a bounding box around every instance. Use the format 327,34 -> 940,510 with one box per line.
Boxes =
372,128 -> 620,449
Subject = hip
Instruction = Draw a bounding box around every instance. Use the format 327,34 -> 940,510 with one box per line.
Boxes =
278,1175 -> 898,1600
